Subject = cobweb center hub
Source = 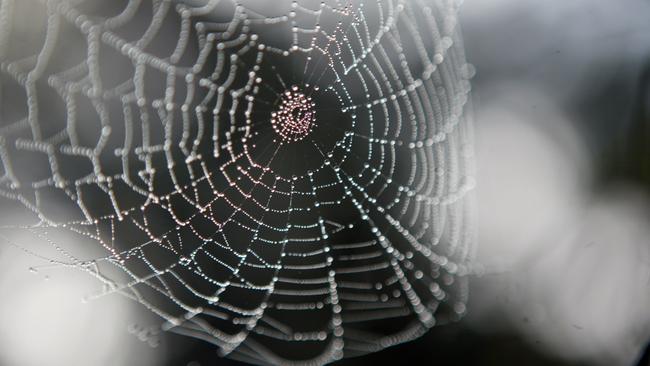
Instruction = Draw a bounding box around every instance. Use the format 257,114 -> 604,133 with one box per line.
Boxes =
271,86 -> 315,143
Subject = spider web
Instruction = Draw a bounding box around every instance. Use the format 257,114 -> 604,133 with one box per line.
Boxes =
0,0 -> 476,364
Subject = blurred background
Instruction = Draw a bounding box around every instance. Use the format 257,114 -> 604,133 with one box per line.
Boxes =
1,0 -> 649,365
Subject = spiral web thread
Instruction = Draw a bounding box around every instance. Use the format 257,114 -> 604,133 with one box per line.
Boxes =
0,0 -> 476,364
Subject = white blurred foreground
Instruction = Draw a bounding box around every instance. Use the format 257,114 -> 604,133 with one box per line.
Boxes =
471,83 -> 650,365
463,0 -> 650,363
0,236 -> 161,366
